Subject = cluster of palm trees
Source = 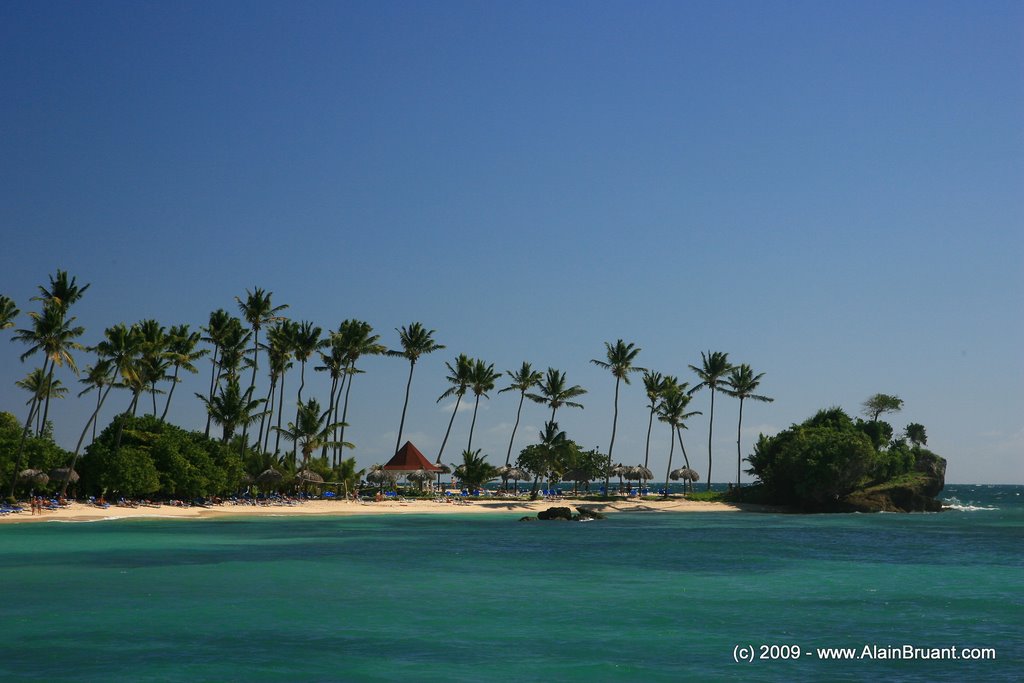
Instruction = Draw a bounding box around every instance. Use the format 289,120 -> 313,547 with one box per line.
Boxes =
2,271 -> 775,497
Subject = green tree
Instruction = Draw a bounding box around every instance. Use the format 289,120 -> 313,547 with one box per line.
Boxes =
0,295 -> 19,330
498,362 -> 544,466
197,379 -> 267,447
905,422 -> 927,448
264,321 -> 295,455
658,383 -> 700,496
689,350 -> 734,490
516,421 -> 570,497
466,358 -> 499,451
201,309 -> 233,437
862,393 -> 904,423
387,322 -> 445,456
435,353 -> 473,463
722,364 -> 773,490
591,339 -> 643,497
161,324 -> 207,422
136,319 -> 171,417
527,368 -> 586,424
454,449 -> 499,491
332,320 -> 385,464
641,370 -> 667,471
16,367 -> 67,435
289,321 -> 323,461
235,287 -> 289,400
274,398 -> 349,468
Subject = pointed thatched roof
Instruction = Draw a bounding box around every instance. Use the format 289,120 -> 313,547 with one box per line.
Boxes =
383,442 -> 442,472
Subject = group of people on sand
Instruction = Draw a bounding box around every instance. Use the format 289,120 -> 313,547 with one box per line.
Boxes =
29,494 -> 69,514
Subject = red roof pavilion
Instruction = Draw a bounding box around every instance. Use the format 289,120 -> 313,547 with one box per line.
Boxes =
383,442 -> 442,472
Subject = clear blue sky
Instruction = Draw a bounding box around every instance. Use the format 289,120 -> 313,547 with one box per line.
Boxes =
2,1 -> 1021,484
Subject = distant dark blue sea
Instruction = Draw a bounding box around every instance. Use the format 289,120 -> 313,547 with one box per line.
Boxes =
1,484 -> 1020,682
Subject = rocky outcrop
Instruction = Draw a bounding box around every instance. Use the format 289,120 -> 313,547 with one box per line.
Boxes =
528,506 -> 608,521
839,452 -> 946,513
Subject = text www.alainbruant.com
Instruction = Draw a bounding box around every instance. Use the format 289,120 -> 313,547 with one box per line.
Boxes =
732,644 -> 997,663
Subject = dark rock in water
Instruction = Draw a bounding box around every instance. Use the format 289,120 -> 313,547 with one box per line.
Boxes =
575,507 -> 606,520
537,506 -> 573,521
519,516 -> 537,522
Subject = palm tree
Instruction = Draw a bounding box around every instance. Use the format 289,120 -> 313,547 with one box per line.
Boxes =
33,269 -> 90,314
236,287 -> 289,400
658,384 -> 700,497
722,364 -> 773,490
273,398 -> 349,468
197,378 -> 267,447
454,449 -> 499,492
62,357 -> 117,496
290,321 -> 323,461
387,322 -> 445,456
527,368 -> 587,424
16,368 -> 67,435
689,350 -> 734,490
498,362 -> 543,466
260,322 -> 294,454
271,320 -> 299,455
136,319 -> 170,417
641,370 -> 666,470
333,320 -> 385,464
905,422 -> 927,448
591,339 -> 643,495
315,338 -> 347,460
215,317 -> 252,384
435,353 -> 473,463
160,324 -> 207,422
466,358 -> 500,451
8,301 -> 85,496
201,309 -> 232,436
0,295 -> 19,329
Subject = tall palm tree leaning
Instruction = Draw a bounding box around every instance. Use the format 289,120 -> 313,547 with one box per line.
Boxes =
236,287 -> 289,401
658,383 -> 701,496
334,320 -> 385,465
722,364 -> 772,492
498,362 -> 543,466
466,358 -> 500,451
689,350 -> 734,491
641,370 -> 666,470
435,353 -> 473,464
160,324 -> 207,422
527,368 -> 587,424
387,322 -> 445,456
201,309 -> 232,437
591,339 -> 643,496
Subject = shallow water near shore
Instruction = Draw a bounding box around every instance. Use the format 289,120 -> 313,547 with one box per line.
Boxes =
1,484 -> 1021,681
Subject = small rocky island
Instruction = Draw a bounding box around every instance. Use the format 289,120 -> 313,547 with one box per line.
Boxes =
521,506 -> 606,522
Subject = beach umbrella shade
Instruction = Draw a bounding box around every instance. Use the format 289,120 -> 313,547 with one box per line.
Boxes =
256,468 -> 284,487
635,464 -> 654,492
366,464 -> 396,490
18,468 -> 43,480
434,460 -> 452,488
407,468 -> 434,490
607,463 -> 626,493
505,467 -> 529,492
670,467 -> 700,493
561,468 -> 591,494
295,469 -> 324,484
49,467 -> 80,486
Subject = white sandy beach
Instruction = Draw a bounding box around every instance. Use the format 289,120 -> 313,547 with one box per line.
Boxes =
0,496 -> 755,524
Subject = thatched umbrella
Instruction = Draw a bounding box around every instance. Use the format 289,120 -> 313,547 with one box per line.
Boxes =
49,467 -> 80,485
295,469 -> 324,484
633,464 -> 654,493
407,468 -> 434,491
433,460 -> 452,489
256,467 -> 283,489
607,463 -> 626,494
561,468 -> 591,495
19,469 -> 49,488
670,467 -> 700,494
366,464 -> 396,491
503,467 -> 529,493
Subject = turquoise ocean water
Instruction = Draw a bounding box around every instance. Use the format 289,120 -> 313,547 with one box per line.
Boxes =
1,484 -> 1020,682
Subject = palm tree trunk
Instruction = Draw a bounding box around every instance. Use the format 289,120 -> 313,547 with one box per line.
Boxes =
332,368 -> 348,466
394,360 -> 415,456
93,389 -> 102,441
674,427 -> 692,493
248,329 -> 259,400
467,393 -> 481,451
663,425 -> 676,498
204,345 -> 220,437
706,388 -> 716,491
437,392 -> 462,462
736,396 -> 745,492
62,384 -> 114,496
258,376 -> 276,453
505,391 -> 526,466
294,361 -> 307,463
151,387 -> 158,417
7,398 -> 40,497
160,364 -> 181,422
39,360 -> 55,437
643,405 -> 655,468
321,374 -> 339,461
604,376 -> 621,496
337,370 -> 355,464
274,372 -> 286,455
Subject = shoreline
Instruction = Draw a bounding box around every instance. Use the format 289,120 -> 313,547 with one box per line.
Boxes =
0,497 -> 774,524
